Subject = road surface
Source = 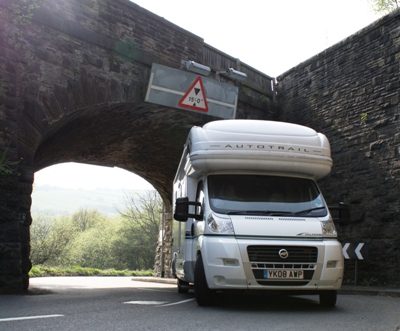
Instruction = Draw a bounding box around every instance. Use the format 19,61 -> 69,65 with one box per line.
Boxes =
0,277 -> 399,331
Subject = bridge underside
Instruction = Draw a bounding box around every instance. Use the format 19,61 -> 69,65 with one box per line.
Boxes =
34,104 -> 211,203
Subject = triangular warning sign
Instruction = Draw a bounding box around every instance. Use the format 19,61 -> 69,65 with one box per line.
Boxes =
178,76 -> 208,112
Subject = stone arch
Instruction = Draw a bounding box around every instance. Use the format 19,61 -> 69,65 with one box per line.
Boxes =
29,101 -> 211,276
29,100 -> 212,281
33,102 -> 207,203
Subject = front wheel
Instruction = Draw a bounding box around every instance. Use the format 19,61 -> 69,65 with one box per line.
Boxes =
177,278 -> 190,294
194,255 -> 214,306
319,290 -> 337,308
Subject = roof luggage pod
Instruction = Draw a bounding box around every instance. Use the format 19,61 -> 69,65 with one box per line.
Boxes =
186,120 -> 332,179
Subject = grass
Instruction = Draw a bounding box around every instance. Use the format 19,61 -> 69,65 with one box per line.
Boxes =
29,265 -> 154,277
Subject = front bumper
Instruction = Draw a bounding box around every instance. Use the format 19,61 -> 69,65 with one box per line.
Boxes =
201,236 -> 344,291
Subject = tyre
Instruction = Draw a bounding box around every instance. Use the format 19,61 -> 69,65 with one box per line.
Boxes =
177,278 -> 190,294
194,255 -> 214,306
319,290 -> 337,308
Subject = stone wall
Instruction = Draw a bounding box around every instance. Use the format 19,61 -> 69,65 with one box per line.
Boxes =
153,207 -> 173,278
277,10 -> 400,285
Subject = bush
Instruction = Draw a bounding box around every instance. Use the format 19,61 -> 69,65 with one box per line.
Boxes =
30,215 -> 77,265
64,222 -> 120,269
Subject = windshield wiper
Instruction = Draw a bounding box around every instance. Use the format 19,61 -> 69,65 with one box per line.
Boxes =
293,206 -> 326,216
227,210 -> 293,216
227,207 -> 327,217
227,210 -> 270,216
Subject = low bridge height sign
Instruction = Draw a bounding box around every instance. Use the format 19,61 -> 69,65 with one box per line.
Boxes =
145,63 -> 238,119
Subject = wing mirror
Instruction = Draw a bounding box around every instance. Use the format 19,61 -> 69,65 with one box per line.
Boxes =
329,202 -> 350,223
174,197 -> 203,222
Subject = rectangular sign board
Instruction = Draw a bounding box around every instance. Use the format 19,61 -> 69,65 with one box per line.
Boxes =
145,63 -> 238,119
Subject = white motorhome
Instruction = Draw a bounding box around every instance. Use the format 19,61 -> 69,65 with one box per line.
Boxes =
172,119 -> 344,307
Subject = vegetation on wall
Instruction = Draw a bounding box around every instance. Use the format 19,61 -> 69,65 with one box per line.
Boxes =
371,0 -> 399,13
0,149 -> 19,176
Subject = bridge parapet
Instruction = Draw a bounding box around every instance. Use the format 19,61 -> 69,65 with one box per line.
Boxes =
202,44 -> 274,97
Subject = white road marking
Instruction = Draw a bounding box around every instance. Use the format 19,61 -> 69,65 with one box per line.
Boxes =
0,314 -> 64,322
124,300 -> 168,305
158,298 -> 195,307
123,298 -> 195,307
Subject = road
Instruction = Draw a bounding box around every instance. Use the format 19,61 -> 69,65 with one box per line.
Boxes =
0,277 -> 399,331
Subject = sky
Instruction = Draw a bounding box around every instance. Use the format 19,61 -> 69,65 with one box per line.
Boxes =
133,0 -> 380,77
33,0 -> 381,191
34,163 -> 152,190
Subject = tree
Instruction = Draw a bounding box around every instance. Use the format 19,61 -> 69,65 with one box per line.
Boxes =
65,222 -> 119,269
30,215 -> 77,265
115,191 -> 162,270
71,209 -> 105,232
30,210 -> 108,267
371,0 -> 399,13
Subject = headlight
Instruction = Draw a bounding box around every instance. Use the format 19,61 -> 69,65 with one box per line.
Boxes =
321,218 -> 337,238
207,213 -> 234,235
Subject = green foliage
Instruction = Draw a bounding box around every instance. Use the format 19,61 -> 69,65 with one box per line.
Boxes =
66,222 -> 120,269
360,112 -> 368,125
29,265 -> 153,277
30,191 -> 163,272
30,215 -> 77,265
116,191 -> 162,270
71,209 -> 106,232
371,0 -> 399,13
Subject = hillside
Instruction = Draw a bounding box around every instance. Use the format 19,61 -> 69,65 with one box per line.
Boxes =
31,185 -> 148,217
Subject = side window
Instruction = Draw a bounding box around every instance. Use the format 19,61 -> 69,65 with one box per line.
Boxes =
195,181 -> 205,218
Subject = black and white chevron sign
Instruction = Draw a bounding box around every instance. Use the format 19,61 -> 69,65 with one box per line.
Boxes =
342,243 -> 366,260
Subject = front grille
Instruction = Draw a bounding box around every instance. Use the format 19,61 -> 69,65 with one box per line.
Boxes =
247,246 -> 318,286
247,246 -> 318,263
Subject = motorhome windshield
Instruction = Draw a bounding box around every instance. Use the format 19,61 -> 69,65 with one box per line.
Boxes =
208,175 -> 327,217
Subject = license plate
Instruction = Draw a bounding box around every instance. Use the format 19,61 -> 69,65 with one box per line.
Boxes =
264,269 -> 304,280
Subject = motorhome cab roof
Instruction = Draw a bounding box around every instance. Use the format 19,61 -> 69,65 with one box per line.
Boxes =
177,119 -> 332,180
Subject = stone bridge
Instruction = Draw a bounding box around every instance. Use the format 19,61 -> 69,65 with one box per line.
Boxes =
0,0 -> 275,291
0,0 -> 399,292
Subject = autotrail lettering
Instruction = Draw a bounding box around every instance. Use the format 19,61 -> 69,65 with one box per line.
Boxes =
224,144 -> 310,153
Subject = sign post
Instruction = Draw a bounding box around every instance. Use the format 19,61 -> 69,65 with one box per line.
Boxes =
342,242 -> 367,285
